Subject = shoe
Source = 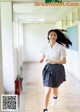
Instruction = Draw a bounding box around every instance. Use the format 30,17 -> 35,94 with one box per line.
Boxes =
51,98 -> 57,107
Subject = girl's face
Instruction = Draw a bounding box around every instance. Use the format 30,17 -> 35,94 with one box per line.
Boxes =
49,31 -> 57,42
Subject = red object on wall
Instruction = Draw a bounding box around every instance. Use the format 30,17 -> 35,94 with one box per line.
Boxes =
15,79 -> 20,95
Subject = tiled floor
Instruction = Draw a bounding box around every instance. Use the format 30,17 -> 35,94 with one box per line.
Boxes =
19,63 -> 80,112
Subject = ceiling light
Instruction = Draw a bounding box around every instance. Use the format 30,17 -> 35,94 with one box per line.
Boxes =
39,19 -> 45,21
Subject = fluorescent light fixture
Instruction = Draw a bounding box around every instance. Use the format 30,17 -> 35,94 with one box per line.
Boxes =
39,19 -> 45,21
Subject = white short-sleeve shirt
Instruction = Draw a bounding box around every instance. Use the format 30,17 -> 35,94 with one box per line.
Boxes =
41,42 -> 66,60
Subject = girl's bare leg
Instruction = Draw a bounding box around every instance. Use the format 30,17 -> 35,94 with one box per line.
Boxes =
52,87 -> 58,96
43,87 -> 51,109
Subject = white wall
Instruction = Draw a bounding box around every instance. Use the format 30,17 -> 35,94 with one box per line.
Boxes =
78,21 -> 80,79
66,49 -> 80,79
0,3 -> 4,112
65,23 -> 80,80
13,22 -> 24,79
23,23 -> 56,62
18,23 -> 24,68
1,2 -> 15,93
55,21 -> 62,29
78,23 -> 80,78
13,22 -> 19,80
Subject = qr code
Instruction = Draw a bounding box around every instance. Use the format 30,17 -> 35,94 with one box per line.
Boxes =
1,94 -> 18,111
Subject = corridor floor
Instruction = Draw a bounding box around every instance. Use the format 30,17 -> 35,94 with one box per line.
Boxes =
21,63 -> 80,112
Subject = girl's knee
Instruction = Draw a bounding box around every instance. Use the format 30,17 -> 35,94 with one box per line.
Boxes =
45,88 -> 51,95
53,88 -> 58,95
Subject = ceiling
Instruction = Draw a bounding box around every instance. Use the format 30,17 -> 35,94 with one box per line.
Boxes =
13,3 -> 79,23
1,0 -> 79,23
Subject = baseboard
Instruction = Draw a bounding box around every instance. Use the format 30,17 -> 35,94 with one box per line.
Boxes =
23,61 -> 39,64
4,91 -> 15,94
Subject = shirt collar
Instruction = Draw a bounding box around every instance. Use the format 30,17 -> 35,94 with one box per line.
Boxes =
48,42 -> 58,48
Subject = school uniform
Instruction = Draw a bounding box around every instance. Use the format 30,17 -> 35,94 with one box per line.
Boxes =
41,42 -> 66,88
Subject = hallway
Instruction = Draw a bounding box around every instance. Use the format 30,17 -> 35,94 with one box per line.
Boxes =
20,63 -> 80,112
0,1 -> 80,112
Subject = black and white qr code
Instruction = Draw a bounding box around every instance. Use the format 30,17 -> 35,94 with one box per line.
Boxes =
1,94 -> 18,111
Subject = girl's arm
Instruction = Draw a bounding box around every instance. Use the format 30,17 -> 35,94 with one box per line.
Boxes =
40,55 -> 45,63
46,57 -> 66,64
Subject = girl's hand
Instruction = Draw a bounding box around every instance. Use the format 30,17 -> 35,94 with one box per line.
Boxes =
46,59 -> 56,64
40,55 -> 45,63
46,58 -> 66,64
40,59 -> 44,63
46,59 -> 52,64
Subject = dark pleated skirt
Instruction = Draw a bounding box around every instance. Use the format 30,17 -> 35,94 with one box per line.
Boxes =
42,63 -> 66,88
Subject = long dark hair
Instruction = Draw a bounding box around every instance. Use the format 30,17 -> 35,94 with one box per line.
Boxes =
47,29 -> 72,48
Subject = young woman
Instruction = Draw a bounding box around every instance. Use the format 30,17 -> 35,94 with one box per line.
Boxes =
40,29 -> 72,112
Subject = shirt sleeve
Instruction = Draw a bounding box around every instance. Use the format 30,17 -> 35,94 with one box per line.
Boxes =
60,46 -> 67,59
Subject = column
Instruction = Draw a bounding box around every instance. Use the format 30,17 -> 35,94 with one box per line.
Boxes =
1,2 -> 15,93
